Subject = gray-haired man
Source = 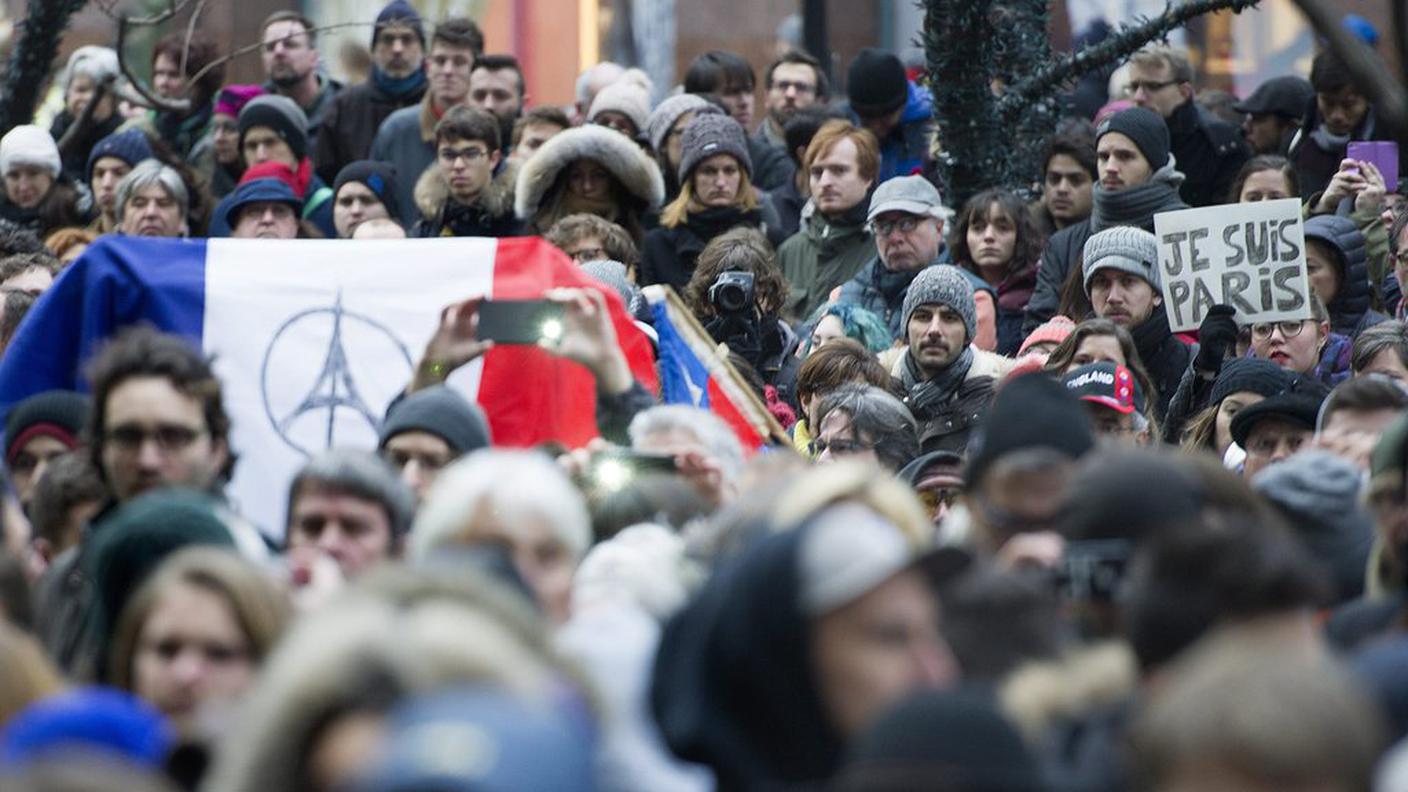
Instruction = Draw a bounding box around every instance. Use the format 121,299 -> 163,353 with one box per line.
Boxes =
837,175 -> 953,340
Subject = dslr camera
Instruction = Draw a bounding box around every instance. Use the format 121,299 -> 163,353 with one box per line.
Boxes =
708,270 -> 755,315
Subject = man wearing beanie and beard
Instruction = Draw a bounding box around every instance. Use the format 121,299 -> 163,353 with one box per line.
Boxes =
1024,106 -> 1188,333
314,0 -> 428,184
1082,225 -> 1192,418
844,48 -> 932,184
890,265 -> 1010,453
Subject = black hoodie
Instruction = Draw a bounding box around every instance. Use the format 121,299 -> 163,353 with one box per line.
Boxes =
651,527 -> 843,790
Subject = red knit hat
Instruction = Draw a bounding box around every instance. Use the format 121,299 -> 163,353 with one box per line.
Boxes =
1018,315 -> 1076,356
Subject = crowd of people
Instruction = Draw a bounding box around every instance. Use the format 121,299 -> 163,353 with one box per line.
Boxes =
0,2 -> 1406,790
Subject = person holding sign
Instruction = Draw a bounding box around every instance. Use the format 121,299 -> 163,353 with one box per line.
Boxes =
1081,226 -> 1191,418
1023,107 -> 1188,334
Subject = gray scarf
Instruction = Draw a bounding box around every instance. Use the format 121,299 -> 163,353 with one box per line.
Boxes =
1090,158 -> 1188,232
901,345 -> 974,418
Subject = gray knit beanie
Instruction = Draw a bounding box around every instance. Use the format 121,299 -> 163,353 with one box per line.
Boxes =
645,94 -> 716,152
901,265 -> 977,342
677,112 -> 752,184
1082,226 -> 1161,294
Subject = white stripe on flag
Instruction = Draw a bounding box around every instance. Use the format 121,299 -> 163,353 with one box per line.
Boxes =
203,238 -> 498,537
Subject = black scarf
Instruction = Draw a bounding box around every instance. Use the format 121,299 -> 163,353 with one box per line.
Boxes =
1089,160 -> 1188,232
899,346 -> 974,418
685,205 -> 761,244
155,101 -> 214,159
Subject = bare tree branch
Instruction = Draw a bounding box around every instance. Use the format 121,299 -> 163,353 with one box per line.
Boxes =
55,73 -> 113,153
1286,0 -> 1408,140
116,14 -> 191,114
179,0 -> 212,87
181,21 -> 377,96
996,0 -> 1260,121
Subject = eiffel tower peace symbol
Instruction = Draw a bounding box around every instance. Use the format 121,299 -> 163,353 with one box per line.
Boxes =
259,292 -> 414,457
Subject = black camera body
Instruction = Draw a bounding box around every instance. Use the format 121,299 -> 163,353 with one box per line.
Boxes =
708,270 -> 755,315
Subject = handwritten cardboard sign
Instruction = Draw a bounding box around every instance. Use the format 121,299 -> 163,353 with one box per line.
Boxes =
1153,199 -> 1311,333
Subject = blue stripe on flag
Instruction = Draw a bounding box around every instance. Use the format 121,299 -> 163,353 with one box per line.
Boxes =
651,299 -> 712,409
0,236 -> 209,420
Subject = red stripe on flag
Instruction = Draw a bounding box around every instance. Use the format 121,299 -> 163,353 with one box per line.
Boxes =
479,237 -> 657,448
706,379 -> 765,451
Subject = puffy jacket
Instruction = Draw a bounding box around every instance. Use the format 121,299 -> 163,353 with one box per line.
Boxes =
868,82 -> 933,183
410,164 -> 523,239
1305,214 -> 1389,339
777,199 -> 876,320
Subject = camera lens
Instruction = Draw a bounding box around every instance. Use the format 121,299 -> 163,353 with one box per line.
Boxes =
715,283 -> 747,313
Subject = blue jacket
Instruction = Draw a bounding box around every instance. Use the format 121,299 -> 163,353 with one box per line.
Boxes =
848,82 -> 933,184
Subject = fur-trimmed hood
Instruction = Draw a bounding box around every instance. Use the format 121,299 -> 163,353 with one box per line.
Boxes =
514,125 -> 665,220
414,158 -> 519,221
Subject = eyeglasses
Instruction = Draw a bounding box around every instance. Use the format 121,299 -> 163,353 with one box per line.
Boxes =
809,436 -> 871,456
1125,79 -> 1178,94
869,216 -> 923,236
105,423 -> 203,454
437,147 -> 489,164
917,487 -> 961,513
1250,320 -> 1308,340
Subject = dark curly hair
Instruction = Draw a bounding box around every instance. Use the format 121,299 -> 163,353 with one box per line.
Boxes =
949,187 -> 1045,282
683,226 -> 788,320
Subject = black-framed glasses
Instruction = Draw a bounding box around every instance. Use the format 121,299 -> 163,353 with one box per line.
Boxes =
105,423 -> 203,454
869,216 -> 923,236
1250,320 -> 1307,340
437,147 -> 489,164
1126,79 -> 1177,94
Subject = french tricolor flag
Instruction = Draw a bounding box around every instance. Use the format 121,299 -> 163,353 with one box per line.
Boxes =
0,236 -> 657,534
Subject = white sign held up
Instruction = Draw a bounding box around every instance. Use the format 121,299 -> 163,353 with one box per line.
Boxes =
1153,198 -> 1312,333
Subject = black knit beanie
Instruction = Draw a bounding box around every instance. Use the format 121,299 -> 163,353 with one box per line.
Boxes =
1208,358 -> 1294,407
1097,106 -> 1170,170
847,48 -> 909,119
238,94 -> 309,163
6,390 -> 90,463
965,372 -> 1095,489
334,160 -> 402,224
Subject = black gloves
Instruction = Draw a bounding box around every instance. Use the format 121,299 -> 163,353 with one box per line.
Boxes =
1193,304 -> 1239,375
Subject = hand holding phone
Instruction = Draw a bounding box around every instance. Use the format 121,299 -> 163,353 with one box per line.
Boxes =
476,299 -> 566,345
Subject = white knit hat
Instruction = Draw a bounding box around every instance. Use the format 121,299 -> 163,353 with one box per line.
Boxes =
0,126 -> 61,178
589,79 -> 652,137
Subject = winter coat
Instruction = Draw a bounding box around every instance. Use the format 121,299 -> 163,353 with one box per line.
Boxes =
847,82 -> 934,183
514,125 -> 665,241
1167,99 -> 1250,207
964,260 -> 1037,356
639,206 -> 765,291
369,96 -> 438,226
1130,306 -> 1196,420
49,110 -> 124,181
747,134 -> 795,192
263,75 -> 341,159
1289,105 -> 1402,201
885,347 -> 1014,454
1306,214 -> 1389,339
777,199 -> 876,320
410,163 -> 523,238
314,77 -> 427,185
651,525 -> 847,790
